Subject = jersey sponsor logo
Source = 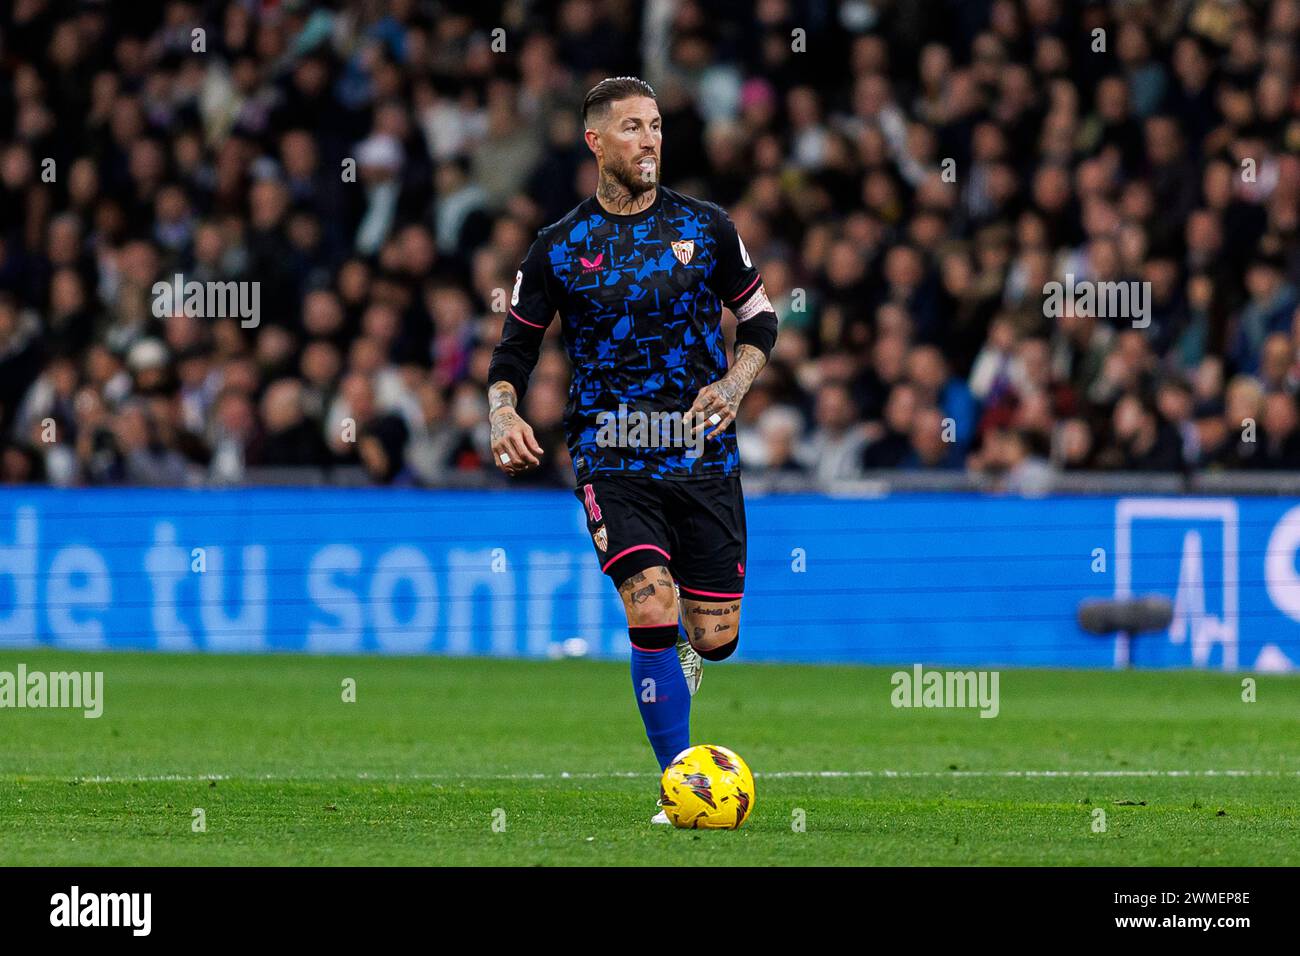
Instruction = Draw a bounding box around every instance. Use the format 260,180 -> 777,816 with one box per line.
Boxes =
579,252 -> 605,272
735,282 -> 773,322
671,239 -> 695,265
738,235 -> 752,268
511,270 -> 522,306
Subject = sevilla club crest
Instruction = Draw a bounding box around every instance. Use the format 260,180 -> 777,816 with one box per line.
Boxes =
671,239 -> 695,265
593,525 -> 608,552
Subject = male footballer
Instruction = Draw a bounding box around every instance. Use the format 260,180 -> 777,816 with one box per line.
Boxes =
486,76 -> 777,823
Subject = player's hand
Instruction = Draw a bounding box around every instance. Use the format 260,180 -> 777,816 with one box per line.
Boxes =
687,377 -> 744,440
490,407 -> 544,475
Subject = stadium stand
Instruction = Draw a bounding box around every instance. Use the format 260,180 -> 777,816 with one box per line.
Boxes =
0,0 -> 1297,492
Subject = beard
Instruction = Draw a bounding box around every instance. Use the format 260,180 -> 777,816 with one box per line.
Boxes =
606,152 -> 660,195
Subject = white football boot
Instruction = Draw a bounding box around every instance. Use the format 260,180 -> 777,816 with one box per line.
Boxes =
677,635 -> 703,696
673,584 -> 702,696
652,746 -> 693,824
651,796 -> 673,825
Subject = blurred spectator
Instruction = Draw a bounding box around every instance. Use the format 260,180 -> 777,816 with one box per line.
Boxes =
750,405 -> 806,475
1259,391 -> 1300,469
907,345 -> 975,460
258,378 -> 331,468
973,427 -> 1055,496
1217,375 -> 1266,469
1231,254 -> 1299,373
801,381 -> 869,482
359,414 -> 412,485
1105,393 -> 1185,472
1055,417 -> 1096,471
905,406 -> 961,470
113,399 -> 194,486
862,382 -> 917,469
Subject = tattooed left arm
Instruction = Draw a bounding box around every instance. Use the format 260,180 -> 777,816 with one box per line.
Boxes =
687,344 -> 768,439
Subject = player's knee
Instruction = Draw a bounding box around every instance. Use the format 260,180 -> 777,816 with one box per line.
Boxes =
699,633 -> 738,661
684,600 -> 741,654
688,618 -> 738,655
626,598 -> 676,628
619,566 -> 678,626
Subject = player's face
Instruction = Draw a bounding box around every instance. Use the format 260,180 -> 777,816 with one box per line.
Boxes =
593,96 -> 661,194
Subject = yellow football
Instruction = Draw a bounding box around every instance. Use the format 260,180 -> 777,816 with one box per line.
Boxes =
659,744 -> 755,829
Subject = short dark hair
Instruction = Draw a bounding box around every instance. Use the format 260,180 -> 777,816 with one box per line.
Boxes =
582,76 -> 657,127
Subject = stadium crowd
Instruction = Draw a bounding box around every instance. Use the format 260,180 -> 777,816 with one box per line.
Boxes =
0,0 -> 1298,490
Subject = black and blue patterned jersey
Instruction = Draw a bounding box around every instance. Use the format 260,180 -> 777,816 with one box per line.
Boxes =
488,186 -> 777,482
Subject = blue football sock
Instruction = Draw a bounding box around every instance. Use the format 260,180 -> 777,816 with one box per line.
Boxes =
629,624 -> 691,771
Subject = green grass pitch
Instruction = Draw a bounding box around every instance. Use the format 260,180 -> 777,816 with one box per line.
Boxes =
2,650 -> 1298,865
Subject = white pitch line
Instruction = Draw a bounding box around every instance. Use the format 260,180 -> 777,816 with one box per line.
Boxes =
10,769 -> 1300,784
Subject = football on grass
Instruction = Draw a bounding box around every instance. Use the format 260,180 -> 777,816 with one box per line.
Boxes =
659,744 -> 755,829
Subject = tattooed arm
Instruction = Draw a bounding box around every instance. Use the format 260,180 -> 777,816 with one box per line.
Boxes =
487,230 -> 558,475
687,344 -> 768,439
693,205 -> 779,440
488,380 -> 544,476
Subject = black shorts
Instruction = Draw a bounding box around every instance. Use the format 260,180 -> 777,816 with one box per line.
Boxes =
574,475 -> 747,600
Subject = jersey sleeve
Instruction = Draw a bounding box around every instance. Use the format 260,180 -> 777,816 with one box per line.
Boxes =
487,234 -> 557,400
707,208 -> 778,358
